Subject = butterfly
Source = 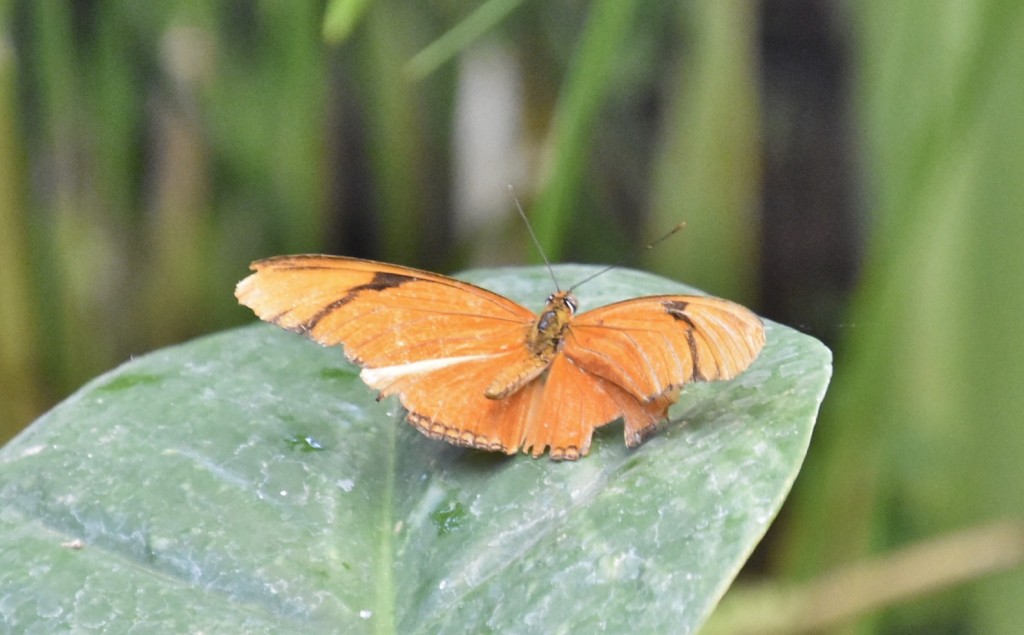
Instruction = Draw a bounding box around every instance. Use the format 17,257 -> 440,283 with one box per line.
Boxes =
235,256 -> 765,460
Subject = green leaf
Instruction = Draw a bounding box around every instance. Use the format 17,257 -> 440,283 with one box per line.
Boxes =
0,266 -> 830,633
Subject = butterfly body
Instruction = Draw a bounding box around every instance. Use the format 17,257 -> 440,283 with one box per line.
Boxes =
530,291 -> 577,356
484,290 -> 575,400
236,255 -> 765,461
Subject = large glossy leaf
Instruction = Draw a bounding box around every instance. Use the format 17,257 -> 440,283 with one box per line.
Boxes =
0,266 -> 831,633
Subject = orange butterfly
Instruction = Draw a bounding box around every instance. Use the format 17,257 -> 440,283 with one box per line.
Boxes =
235,256 -> 765,460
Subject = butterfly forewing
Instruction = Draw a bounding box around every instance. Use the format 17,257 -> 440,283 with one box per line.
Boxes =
236,256 -> 535,368
565,295 -> 765,403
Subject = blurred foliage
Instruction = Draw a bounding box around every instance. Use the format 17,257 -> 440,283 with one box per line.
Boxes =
1,0 -> 1022,633
769,2 -> 1024,633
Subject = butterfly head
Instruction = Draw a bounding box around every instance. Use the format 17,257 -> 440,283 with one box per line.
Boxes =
544,290 -> 578,314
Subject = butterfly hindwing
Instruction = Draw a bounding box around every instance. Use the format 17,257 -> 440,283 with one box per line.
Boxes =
365,350 -> 539,454
362,350 -> 651,459
520,355 -> 676,458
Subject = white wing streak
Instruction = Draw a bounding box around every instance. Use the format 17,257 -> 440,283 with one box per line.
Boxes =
360,354 -> 498,386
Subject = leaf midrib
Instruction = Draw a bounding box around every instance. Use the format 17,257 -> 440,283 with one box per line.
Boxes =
375,411 -> 398,634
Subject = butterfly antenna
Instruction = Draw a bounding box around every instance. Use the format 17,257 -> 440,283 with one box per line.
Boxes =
567,264 -> 617,293
509,185 -> 561,290
646,221 -> 686,250
569,222 -> 687,293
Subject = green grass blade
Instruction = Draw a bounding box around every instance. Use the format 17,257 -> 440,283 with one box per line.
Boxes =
405,0 -> 525,80
530,0 -> 638,261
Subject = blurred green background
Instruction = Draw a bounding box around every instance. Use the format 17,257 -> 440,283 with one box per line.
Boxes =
1,1 -> 1022,633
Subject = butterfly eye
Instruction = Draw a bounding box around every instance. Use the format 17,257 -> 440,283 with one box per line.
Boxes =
564,295 -> 578,313
546,293 -> 556,303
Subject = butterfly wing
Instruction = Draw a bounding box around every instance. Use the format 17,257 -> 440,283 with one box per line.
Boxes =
236,255 -> 543,452
519,355 -> 677,459
237,257 -> 765,460
236,255 -> 535,366
363,341 -> 670,460
364,351 -> 542,454
563,293 -> 765,405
